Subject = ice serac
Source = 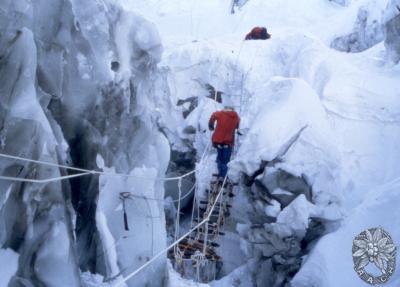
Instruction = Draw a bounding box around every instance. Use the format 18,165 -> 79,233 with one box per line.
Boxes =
330,0 -> 388,52
229,77 -> 343,286
384,0 -> 400,63
86,10 -> 168,286
1,0 -> 170,286
0,5 -> 80,286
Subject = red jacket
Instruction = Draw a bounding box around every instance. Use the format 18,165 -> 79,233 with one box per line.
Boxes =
208,110 -> 240,146
245,27 -> 271,40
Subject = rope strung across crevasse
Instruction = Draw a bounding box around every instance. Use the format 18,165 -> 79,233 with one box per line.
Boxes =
0,152 -> 201,182
0,172 -> 92,183
0,153 -> 203,205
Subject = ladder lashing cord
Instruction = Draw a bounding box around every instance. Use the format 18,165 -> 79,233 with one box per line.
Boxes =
215,183 -> 226,238
173,178 -> 183,256
191,250 -> 207,281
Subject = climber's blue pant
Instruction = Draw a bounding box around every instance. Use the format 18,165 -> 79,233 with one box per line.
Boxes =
215,144 -> 232,178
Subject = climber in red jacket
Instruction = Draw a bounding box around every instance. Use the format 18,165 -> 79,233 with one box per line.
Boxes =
245,27 -> 271,40
208,106 -> 240,181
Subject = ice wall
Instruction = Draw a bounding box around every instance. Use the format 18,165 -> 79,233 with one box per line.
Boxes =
384,0 -> 400,63
0,0 -> 170,286
330,0 -> 400,57
0,6 -> 81,285
330,0 -> 388,52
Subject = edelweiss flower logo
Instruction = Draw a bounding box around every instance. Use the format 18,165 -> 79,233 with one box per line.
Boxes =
353,228 -> 397,285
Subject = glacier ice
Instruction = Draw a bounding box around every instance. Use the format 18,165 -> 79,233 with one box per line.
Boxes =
384,0 -> 400,63
0,0 -> 171,286
330,1 -> 386,52
0,248 -> 19,287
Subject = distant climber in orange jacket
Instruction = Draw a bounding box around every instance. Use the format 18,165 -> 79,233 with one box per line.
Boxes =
208,106 -> 240,181
245,27 -> 271,40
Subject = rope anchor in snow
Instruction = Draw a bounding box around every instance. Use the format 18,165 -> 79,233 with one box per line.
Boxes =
119,192 -> 133,231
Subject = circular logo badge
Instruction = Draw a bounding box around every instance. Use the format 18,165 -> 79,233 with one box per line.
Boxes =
353,228 -> 396,285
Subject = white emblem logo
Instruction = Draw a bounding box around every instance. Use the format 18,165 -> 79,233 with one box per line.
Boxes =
353,227 -> 396,285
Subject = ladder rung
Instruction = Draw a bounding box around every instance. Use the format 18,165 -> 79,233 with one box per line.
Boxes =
180,240 -> 217,253
199,200 -> 229,208
197,239 -> 220,248
199,209 -> 221,216
199,207 -> 221,212
194,218 -> 219,224
196,230 -> 225,236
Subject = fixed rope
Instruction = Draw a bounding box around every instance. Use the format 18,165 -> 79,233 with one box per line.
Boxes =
0,152 -> 201,182
0,172 -> 92,183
